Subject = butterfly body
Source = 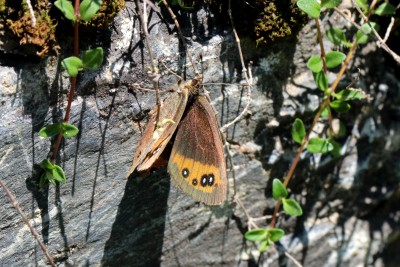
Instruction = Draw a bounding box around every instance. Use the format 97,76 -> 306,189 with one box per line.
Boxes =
128,77 -> 227,205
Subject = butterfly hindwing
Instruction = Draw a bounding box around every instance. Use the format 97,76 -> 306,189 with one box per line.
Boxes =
168,95 -> 227,205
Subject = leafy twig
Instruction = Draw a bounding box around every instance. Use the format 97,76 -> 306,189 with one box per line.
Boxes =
51,0 -> 81,163
269,39 -> 358,228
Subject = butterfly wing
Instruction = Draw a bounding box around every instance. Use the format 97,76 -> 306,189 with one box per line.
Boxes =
168,95 -> 227,205
128,88 -> 189,175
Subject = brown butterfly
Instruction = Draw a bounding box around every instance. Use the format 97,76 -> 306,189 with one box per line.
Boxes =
128,76 -> 227,205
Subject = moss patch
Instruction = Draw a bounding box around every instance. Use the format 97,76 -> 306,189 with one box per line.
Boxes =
1,0 -> 125,57
206,0 -> 308,44
86,0 -> 125,28
7,1 -> 57,57
254,0 -> 307,44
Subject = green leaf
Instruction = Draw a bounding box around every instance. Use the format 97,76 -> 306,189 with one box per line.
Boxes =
330,100 -> 351,112
38,123 -> 62,138
329,138 -> 342,158
313,71 -> 328,91
39,160 -> 66,185
291,118 -> 306,144
282,198 -> 303,216
48,174 -> 57,185
334,88 -> 368,101
297,0 -> 321,18
307,137 -> 334,154
307,55 -> 323,73
61,56 -> 83,77
39,172 -> 48,187
244,229 -> 268,241
356,22 -> 379,45
54,0 -> 76,21
40,159 -> 55,170
321,0 -> 341,8
61,123 -> 79,138
40,171 -> 57,187
321,106 -> 330,118
169,0 -> 195,11
80,0 -> 102,21
325,51 -> 346,69
82,47 -> 104,69
259,239 -> 270,252
52,165 -> 67,184
326,27 -> 346,46
374,3 -> 396,16
272,179 -> 288,200
355,0 -> 368,12
267,228 -> 285,242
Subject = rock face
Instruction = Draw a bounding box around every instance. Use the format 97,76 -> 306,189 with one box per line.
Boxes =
0,2 -> 399,267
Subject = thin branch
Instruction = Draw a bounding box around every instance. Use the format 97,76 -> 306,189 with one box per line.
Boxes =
315,19 -> 327,73
334,7 -> 367,34
234,196 -> 259,230
382,17 -> 395,43
25,0 -> 36,28
0,180 -> 56,266
136,0 -> 161,120
351,0 -> 400,64
220,0 -> 253,132
284,250 -> 304,267
225,141 -> 237,202
136,0 -> 156,72
160,0 -> 199,75
202,82 -> 249,86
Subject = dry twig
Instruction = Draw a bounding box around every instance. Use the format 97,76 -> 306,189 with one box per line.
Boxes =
0,180 -> 56,266
351,0 -> 400,64
220,0 -> 253,133
160,0 -> 199,75
26,0 -> 37,28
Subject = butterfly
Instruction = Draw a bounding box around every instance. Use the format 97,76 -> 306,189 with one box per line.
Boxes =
128,76 -> 227,205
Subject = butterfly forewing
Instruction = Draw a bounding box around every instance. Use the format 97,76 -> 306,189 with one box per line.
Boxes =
168,95 -> 227,205
128,88 -> 189,175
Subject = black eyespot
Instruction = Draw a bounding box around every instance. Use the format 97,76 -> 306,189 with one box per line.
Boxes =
200,175 -> 208,187
192,179 -> 198,186
208,174 -> 215,186
182,168 -> 189,178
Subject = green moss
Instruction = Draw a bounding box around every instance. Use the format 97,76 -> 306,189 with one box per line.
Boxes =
86,0 -> 126,28
0,0 -> 6,13
2,1 -> 125,57
254,0 -> 307,44
6,0 -> 58,56
205,0 -> 307,44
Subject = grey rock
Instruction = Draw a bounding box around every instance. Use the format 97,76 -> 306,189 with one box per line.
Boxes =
1,2 -> 399,267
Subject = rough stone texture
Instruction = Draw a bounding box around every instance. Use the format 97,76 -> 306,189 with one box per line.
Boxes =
1,2 -> 399,267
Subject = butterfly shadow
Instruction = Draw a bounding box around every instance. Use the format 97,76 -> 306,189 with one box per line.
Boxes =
101,168 -> 170,266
